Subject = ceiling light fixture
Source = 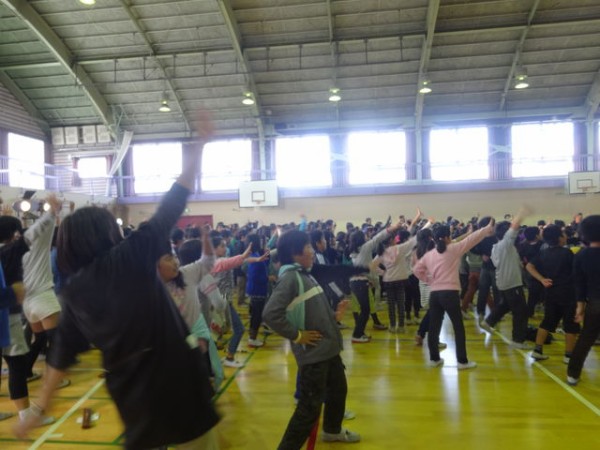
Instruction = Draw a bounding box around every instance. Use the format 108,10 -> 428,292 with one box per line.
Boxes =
158,99 -> 171,113
419,79 -> 432,94
242,91 -> 255,106
514,67 -> 529,89
79,0 -> 96,5
328,87 -> 342,102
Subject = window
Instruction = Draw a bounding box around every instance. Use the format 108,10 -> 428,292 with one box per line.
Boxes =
8,133 -> 46,189
78,157 -> 108,178
347,131 -> 406,185
201,139 -> 251,191
429,127 -> 489,181
511,122 -> 574,177
275,136 -> 332,188
132,142 -> 182,194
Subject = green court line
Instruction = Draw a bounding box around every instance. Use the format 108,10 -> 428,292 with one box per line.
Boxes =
111,432 -> 125,444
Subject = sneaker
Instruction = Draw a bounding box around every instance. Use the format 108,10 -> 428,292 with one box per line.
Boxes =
438,342 -> 448,350
222,358 -> 245,368
337,322 -> 349,329
373,323 -> 387,330
567,376 -> 579,386
457,361 -> 477,370
531,351 -> 549,361
511,341 -> 532,350
405,318 -> 415,325
428,358 -> 444,367
248,339 -> 264,348
343,410 -> 356,420
322,428 -> 361,443
0,412 -> 14,421
479,320 -> 494,334
262,325 -> 274,335
415,335 -> 424,346
27,372 -> 42,383
57,379 -> 71,389
461,310 -> 470,320
563,356 -> 571,364
351,335 -> 371,343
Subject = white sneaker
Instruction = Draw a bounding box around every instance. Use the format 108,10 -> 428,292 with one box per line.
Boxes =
479,320 -> 494,334
511,341 -> 532,350
248,339 -> 264,348
322,428 -> 361,443
351,335 -> 371,343
563,355 -> 571,364
567,376 -> 579,386
531,351 -> 549,361
457,361 -> 477,370
428,358 -> 444,368
343,410 -> 356,420
222,358 -> 244,368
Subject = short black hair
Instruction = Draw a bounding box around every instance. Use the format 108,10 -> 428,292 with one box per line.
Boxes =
170,227 -> 184,243
579,215 -> 600,244
495,221 -> 511,241
310,230 -> 324,250
178,239 -> 202,265
542,224 -> 562,246
57,207 -> 123,275
0,216 -> 23,243
277,230 -> 309,266
523,226 -> 540,242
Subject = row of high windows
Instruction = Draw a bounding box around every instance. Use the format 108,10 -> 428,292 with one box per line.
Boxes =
5,121 -> 591,194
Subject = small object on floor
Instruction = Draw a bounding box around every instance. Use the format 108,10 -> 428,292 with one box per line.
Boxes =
0,411 -> 14,421
373,323 -> 387,330
343,410 -> 356,420
57,379 -> 71,389
428,358 -> 444,368
27,372 -> 42,383
457,361 -> 477,370
322,428 -> 361,443
82,408 -> 93,429
76,410 -> 100,427
566,376 -> 579,386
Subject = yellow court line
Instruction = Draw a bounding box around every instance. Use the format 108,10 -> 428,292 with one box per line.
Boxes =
29,379 -> 106,450
490,327 -> 600,417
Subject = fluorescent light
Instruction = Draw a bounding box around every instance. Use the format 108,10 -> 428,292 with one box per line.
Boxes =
328,87 -> 341,102
419,79 -> 432,94
242,91 -> 255,105
159,100 -> 171,112
79,0 -> 96,5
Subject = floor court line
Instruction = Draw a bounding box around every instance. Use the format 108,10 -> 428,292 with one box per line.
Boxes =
490,326 -> 600,417
29,378 -> 106,450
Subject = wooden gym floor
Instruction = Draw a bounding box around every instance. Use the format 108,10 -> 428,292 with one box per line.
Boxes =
1,303 -> 599,450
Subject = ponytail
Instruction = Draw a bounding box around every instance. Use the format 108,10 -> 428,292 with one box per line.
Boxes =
433,225 -> 451,254
436,238 -> 447,254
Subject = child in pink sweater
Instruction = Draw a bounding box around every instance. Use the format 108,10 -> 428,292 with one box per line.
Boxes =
413,221 -> 494,369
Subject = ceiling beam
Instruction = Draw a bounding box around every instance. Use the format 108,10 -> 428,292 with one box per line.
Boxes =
584,68 -> 600,120
119,0 -> 192,134
498,0 -> 541,111
0,70 -> 49,133
216,0 -> 264,136
0,0 -> 116,135
414,0 -> 440,130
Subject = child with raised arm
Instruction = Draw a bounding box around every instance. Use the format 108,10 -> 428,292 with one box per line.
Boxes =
567,215 -> 600,385
263,230 -> 360,449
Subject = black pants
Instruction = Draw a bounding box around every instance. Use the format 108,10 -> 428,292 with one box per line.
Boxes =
350,280 -> 370,338
568,301 -> 600,379
384,280 -> 406,328
249,296 -> 266,339
525,274 -> 544,318
2,353 -> 30,400
404,275 -> 420,319
486,286 -> 528,343
476,267 -> 499,316
428,291 -> 468,364
278,355 -> 347,450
